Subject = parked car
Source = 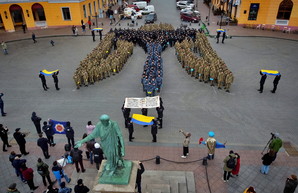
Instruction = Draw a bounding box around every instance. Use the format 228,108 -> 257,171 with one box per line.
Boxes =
124,8 -> 143,19
180,12 -> 200,23
176,1 -> 194,9
141,5 -> 155,15
127,4 -> 140,12
132,1 -> 148,9
145,13 -> 157,24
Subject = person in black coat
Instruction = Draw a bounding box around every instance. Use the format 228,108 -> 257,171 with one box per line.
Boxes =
0,124 -> 11,152
222,32 -> 226,44
121,103 -> 131,128
74,179 -> 90,193
70,147 -> 85,173
93,143 -> 104,170
258,71 -> 267,93
141,108 -> 148,127
39,72 -> 49,91
42,121 -> 55,146
31,112 -> 42,134
37,133 -> 50,159
127,118 -> 134,142
52,71 -> 60,90
0,93 -> 7,116
151,119 -> 158,142
216,31 -> 221,44
271,74 -> 281,93
136,161 -> 145,193
65,121 -> 75,148
156,106 -> 164,129
284,174 -> 298,193
13,128 -> 29,155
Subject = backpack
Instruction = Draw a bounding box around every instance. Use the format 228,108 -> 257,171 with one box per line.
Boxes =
226,155 -> 236,169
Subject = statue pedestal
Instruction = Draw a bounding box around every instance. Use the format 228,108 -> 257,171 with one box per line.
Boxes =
93,160 -> 138,193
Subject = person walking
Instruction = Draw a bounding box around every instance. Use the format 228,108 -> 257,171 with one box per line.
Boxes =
58,182 -> 72,193
1,41 -> 8,55
258,71 -> 267,93
36,158 -> 54,187
22,23 -> 26,33
7,183 -> 20,193
151,119 -> 158,143
271,74 -> 281,93
260,152 -> 274,174
52,71 -> 60,90
231,153 -> 240,177
70,147 -> 85,173
39,72 -> 49,91
87,20 -> 92,29
42,121 -> 55,146
93,143 -> 104,170
268,132 -> 282,161
81,23 -> 86,33
92,30 -> 95,42
13,128 -> 29,155
20,164 -> 39,192
37,133 -> 50,159
32,33 -> 37,43
31,112 -> 42,134
50,40 -> 55,46
65,121 -> 75,148
179,129 -> 191,158
136,161 -> 145,193
222,31 -> 226,44
74,179 -> 90,193
216,31 -> 221,44
127,118 -> 134,142
283,174 -> 298,193
0,124 -> 11,152
52,161 -> 71,186
99,30 -> 102,41
223,150 -> 237,182
0,93 -> 7,116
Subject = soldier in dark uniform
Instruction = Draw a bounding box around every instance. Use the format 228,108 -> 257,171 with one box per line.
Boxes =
127,118 -> 134,142
13,128 -> 29,155
156,106 -> 164,129
37,133 -> 50,159
31,112 -> 42,134
52,71 -> 60,90
216,31 -> 221,44
39,72 -> 49,91
121,103 -> 131,128
258,71 -> 267,93
0,93 -> 6,116
42,121 -> 55,146
141,108 -> 148,127
271,74 -> 281,93
151,119 -> 158,142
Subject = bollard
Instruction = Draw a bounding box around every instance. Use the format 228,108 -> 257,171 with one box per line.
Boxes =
155,156 -> 160,164
202,157 -> 208,166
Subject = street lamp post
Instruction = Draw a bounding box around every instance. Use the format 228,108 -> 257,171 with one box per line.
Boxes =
208,1 -> 211,25
92,12 -> 99,28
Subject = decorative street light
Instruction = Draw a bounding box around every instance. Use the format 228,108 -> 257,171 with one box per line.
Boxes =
219,12 -> 224,28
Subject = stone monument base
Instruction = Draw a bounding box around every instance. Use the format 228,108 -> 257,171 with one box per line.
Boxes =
93,160 -> 138,193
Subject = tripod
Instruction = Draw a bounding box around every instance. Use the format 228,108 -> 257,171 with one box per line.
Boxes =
261,134 -> 275,155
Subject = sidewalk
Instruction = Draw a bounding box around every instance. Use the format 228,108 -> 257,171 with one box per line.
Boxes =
1,141 -> 297,193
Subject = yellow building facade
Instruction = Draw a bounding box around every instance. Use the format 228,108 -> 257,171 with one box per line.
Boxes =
211,0 -> 298,31
0,0 -> 115,32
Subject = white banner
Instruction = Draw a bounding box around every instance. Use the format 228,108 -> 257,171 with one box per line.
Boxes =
124,96 -> 160,108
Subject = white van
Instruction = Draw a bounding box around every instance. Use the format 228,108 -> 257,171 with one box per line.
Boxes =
141,5 -> 155,15
132,1 -> 147,9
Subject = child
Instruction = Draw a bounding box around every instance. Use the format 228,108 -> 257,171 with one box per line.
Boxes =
261,153 -> 274,174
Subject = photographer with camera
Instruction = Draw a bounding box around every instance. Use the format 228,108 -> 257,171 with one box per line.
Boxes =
268,133 -> 283,162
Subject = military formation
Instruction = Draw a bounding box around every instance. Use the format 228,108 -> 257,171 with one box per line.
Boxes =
175,32 -> 234,92
73,32 -> 133,89
73,23 -> 233,92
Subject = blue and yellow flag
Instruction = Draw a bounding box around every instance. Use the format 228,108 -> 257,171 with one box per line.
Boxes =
216,29 -> 226,32
261,69 -> 280,76
132,114 -> 155,125
49,119 -> 67,134
92,28 -> 103,31
40,69 -> 59,76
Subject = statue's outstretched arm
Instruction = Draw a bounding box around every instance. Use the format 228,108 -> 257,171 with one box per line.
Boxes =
75,129 -> 99,148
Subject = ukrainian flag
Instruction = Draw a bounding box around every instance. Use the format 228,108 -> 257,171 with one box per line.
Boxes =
261,69 -> 280,76
132,114 -> 155,125
40,69 -> 59,76
216,29 -> 226,32
93,28 -> 103,31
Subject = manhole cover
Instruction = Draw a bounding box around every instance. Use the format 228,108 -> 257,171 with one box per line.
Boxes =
283,141 -> 298,157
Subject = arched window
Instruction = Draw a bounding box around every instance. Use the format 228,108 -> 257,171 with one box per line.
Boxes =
277,0 -> 293,20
